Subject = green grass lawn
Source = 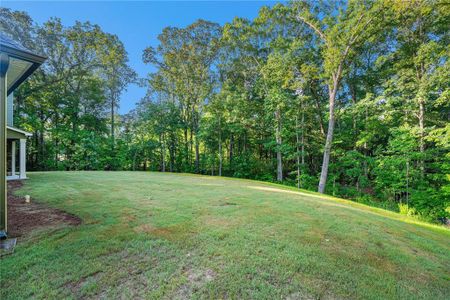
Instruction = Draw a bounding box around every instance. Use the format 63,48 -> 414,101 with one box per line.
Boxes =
1,172 -> 449,299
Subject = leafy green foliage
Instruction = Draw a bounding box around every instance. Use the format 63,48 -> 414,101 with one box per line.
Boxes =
1,1 -> 448,222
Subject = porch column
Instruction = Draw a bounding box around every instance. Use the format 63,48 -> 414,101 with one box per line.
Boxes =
19,139 -> 26,179
0,52 -> 9,237
11,140 -> 16,177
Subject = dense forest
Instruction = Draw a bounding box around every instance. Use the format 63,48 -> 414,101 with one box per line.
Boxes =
1,0 -> 449,223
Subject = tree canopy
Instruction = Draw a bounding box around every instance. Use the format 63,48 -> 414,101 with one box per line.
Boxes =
2,0 -> 449,223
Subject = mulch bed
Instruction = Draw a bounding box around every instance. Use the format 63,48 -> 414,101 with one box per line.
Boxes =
7,181 -> 81,238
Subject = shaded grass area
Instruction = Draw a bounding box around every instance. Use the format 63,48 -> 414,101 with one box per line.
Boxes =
1,171 -> 449,299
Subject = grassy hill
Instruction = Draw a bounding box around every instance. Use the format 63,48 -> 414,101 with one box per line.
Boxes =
1,171 -> 449,299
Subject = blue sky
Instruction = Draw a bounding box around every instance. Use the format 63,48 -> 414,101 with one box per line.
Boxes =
3,1 -> 277,114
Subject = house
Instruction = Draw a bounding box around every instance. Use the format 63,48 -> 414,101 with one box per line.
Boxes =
7,92 -> 32,180
0,33 -> 46,238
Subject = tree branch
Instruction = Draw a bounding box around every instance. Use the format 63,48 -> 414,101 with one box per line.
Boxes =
297,15 -> 327,44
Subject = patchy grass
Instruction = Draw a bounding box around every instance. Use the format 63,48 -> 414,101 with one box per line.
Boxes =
1,171 -> 449,299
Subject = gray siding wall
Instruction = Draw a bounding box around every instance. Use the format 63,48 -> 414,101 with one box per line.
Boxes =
7,93 -> 13,127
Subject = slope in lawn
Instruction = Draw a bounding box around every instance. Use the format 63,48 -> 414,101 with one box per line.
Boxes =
1,171 -> 449,299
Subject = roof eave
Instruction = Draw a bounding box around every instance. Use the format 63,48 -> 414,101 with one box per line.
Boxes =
0,44 -> 46,64
6,62 -> 41,96
0,44 -> 47,95
7,126 -> 32,137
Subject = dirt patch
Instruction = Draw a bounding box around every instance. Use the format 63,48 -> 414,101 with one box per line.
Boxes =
133,222 -> 194,241
64,271 -> 103,295
174,268 -> 216,299
203,216 -> 236,229
133,223 -> 175,237
220,202 -> 237,206
121,211 -> 137,223
7,181 -> 81,238
286,291 -> 315,300
187,268 -> 216,285
133,223 -> 156,234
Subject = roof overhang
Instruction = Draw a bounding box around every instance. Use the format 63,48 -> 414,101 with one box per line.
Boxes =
0,37 -> 47,95
7,126 -> 32,140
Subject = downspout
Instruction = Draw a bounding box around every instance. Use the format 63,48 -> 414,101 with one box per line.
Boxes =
0,52 -> 9,239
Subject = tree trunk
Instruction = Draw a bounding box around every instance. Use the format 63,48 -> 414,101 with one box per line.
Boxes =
160,133 -> 166,172
54,115 -> 59,170
350,83 -> 357,136
363,106 -> 368,178
69,111 -> 78,170
275,108 -> 283,182
111,90 -> 115,151
33,130 -> 38,170
195,119 -> 200,173
210,146 -> 214,176
301,108 -> 305,166
229,134 -> 234,169
296,101 -> 306,189
193,110 -> 200,173
184,126 -> 188,169
318,70 -> 341,193
132,149 -> 138,171
418,97 -> 425,175
195,138 -> 199,173
169,133 -> 175,172
38,109 -> 45,170
190,129 -> 194,169
218,118 -> 222,176
310,86 -> 326,137
296,114 -> 301,189
54,138 -> 58,170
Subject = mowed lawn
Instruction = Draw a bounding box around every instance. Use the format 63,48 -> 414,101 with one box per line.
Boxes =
1,172 -> 449,299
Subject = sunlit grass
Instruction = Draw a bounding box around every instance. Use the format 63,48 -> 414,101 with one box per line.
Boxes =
1,171 -> 449,299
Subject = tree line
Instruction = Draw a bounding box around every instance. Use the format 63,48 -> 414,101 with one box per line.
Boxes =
1,0 -> 449,223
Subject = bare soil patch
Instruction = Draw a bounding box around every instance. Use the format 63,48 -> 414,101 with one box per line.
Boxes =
7,181 -> 81,238
64,271 -> 103,295
174,268 -> 216,299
